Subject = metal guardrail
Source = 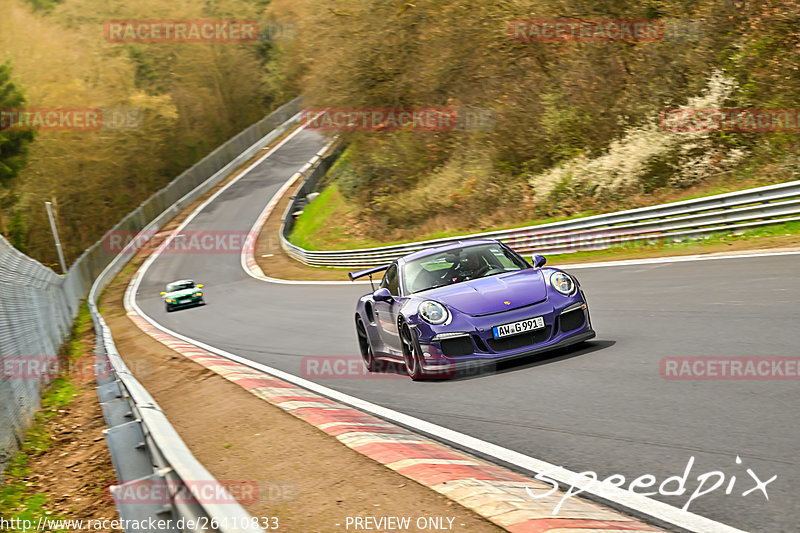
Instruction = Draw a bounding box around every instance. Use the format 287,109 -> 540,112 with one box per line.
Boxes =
2,97 -> 304,530
281,170 -> 800,267
281,144 -> 344,238
89,277 -> 262,533
86,100 -> 304,532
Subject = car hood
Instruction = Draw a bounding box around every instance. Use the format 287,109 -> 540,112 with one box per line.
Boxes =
422,269 -> 547,315
165,288 -> 199,298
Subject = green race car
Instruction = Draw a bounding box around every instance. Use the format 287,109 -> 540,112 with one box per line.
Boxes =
160,279 -> 205,312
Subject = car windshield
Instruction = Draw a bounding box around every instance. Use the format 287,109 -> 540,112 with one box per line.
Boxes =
402,243 -> 530,294
166,281 -> 195,292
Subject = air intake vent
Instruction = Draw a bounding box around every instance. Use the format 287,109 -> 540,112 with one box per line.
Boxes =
440,336 -> 474,357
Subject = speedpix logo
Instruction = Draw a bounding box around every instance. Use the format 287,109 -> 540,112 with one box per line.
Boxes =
527,456 -> 776,514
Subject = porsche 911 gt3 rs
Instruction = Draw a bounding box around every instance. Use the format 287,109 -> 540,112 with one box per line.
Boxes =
349,239 -> 595,380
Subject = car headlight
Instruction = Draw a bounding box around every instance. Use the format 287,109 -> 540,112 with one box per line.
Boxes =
418,301 -> 450,325
194,292 -> 202,297
550,272 -> 575,295
166,298 -> 175,303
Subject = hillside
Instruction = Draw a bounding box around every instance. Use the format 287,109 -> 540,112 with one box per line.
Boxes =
0,0 -> 294,266
2,0 -> 799,261
275,0 -> 800,247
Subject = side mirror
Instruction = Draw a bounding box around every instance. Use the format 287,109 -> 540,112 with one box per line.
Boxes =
532,255 -> 547,268
197,284 -> 204,288
160,292 -> 167,296
372,287 -> 393,302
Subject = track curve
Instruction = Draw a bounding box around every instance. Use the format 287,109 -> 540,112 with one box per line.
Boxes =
132,126 -> 800,532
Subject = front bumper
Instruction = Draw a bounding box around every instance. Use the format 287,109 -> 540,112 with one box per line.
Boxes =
420,327 -> 595,372
415,296 -> 594,372
166,297 -> 204,309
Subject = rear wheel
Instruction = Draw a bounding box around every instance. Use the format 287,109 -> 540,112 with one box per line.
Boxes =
356,316 -> 376,372
400,321 -> 426,381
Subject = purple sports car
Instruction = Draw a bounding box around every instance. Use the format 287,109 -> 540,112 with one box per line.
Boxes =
349,239 -> 596,380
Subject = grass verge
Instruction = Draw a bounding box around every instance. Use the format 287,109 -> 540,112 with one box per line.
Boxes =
0,302 -> 121,533
289,173 -> 799,252
547,221 -> 800,265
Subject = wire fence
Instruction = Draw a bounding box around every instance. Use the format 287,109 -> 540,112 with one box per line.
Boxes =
0,237 -> 73,475
0,96 -> 302,480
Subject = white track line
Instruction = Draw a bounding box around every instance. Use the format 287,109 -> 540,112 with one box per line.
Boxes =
238,139 -> 371,285
124,125 -> 746,533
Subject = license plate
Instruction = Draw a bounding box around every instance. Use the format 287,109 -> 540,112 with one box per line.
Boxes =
179,299 -> 191,304
492,316 -> 545,339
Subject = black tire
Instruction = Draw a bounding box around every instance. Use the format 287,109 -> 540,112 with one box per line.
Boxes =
166,304 -> 173,313
356,316 -> 376,372
400,321 -> 426,381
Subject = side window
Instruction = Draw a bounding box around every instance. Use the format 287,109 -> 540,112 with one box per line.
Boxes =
380,264 -> 400,296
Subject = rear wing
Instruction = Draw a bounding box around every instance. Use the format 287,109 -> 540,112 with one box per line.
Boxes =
348,264 -> 390,281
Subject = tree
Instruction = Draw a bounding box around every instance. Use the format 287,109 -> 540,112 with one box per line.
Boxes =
0,60 -> 36,187
0,60 -> 36,239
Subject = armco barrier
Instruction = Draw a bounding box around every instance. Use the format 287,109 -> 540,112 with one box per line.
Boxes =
1,96 -> 303,530
281,175 -> 800,268
281,144 -> 344,238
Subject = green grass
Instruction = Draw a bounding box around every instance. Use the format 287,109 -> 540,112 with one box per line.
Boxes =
0,375 -> 77,532
290,184 -> 593,251
0,302 -> 92,533
547,221 -> 800,265
67,304 -> 92,362
289,184 -> 372,250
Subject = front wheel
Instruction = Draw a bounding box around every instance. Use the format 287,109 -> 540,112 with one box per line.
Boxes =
400,321 -> 426,381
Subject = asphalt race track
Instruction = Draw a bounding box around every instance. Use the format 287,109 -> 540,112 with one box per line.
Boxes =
134,127 -> 800,532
